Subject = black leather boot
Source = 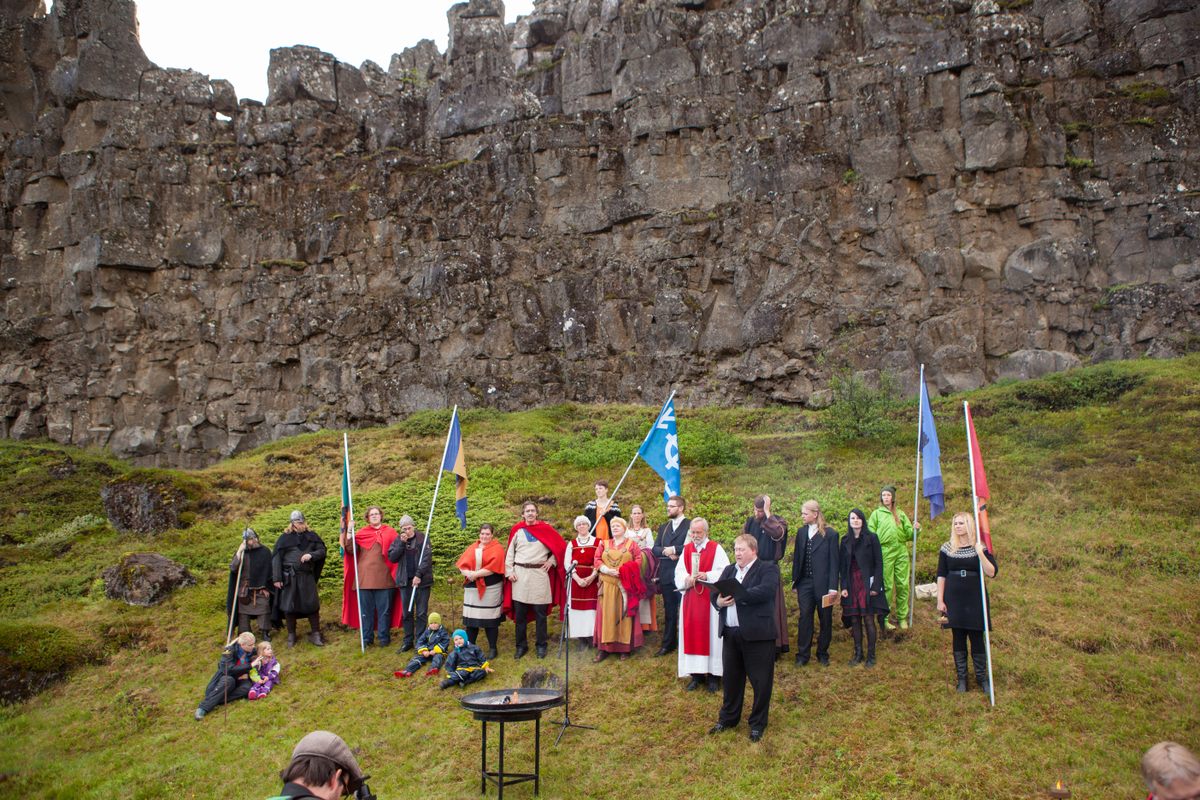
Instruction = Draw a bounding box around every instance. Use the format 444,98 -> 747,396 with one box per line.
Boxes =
953,651 -> 969,692
864,644 -> 876,668
848,646 -> 864,666
972,652 -> 990,694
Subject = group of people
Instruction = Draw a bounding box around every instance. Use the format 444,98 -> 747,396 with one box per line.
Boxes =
207,485 -> 998,740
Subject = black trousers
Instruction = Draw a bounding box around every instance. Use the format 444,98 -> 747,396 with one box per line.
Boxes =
795,578 -> 833,660
952,628 -> 984,655
659,585 -> 681,650
199,675 -> 252,712
512,601 -> 548,649
718,629 -> 775,731
399,585 -> 431,645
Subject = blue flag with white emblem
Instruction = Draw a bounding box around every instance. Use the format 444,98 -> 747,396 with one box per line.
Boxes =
638,396 -> 681,503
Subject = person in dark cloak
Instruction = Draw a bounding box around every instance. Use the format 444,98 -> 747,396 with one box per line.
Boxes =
226,527 -> 276,640
272,510 -> 327,648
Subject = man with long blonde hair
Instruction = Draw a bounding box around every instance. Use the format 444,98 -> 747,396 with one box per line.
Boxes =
792,500 -> 839,666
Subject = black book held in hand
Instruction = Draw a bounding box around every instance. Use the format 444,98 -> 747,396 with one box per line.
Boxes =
703,575 -> 746,600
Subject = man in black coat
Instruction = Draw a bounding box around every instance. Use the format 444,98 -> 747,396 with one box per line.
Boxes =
791,499 -> 840,666
708,534 -> 779,743
650,495 -> 690,656
387,514 -> 434,652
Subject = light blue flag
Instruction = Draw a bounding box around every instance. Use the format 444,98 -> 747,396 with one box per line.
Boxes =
919,381 -> 945,519
637,397 -> 681,503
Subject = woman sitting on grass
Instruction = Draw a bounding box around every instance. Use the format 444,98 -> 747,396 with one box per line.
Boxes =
936,512 -> 997,693
194,632 -> 256,720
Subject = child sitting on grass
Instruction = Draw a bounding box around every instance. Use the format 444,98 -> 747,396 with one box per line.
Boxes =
247,641 -> 280,700
394,612 -> 451,678
439,629 -> 493,690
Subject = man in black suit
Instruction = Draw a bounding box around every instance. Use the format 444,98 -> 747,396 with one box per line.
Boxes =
708,534 -> 779,742
792,499 -> 839,667
651,495 -> 690,656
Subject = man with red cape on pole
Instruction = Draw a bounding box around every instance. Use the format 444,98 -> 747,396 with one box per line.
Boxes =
503,500 -> 567,659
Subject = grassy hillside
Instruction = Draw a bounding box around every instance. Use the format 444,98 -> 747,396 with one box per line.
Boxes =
0,356 -> 1197,799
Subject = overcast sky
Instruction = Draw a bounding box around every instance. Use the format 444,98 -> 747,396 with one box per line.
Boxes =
133,1 -> 536,102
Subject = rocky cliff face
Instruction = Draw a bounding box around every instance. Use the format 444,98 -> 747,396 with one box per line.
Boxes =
1,0 -> 1197,466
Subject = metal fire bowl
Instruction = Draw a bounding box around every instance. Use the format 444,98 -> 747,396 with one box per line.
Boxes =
460,688 -> 564,722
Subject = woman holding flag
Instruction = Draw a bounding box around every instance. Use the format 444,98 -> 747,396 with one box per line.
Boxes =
936,512 -> 997,693
340,506 -> 402,648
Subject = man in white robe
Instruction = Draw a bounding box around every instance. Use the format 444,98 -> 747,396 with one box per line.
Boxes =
674,517 -> 729,691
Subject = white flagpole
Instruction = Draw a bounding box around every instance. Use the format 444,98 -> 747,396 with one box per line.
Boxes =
591,389 -> 676,536
411,406 -> 458,613
963,401 -> 996,707
345,433 -> 364,654
909,364 -> 924,628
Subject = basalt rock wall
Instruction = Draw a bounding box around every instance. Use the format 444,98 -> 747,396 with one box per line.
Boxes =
1,0 -> 1198,466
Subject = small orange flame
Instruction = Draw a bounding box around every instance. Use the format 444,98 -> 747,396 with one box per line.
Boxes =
1055,780 -> 1063,790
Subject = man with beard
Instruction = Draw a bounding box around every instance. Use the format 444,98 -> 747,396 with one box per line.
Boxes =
742,495 -> 789,657
228,528 -> 275,640
674,517 -> 728,692
651,495 -> 690,656
272,510 -> 327,648
387,514 -> 433,653
503,501 -> 566,659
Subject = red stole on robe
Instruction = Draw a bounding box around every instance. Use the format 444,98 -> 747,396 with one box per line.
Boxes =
681,539 -> 717,656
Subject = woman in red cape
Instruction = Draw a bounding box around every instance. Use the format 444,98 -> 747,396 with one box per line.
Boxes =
340,506 -> 403,645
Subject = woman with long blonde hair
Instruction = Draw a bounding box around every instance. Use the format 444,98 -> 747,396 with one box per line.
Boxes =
936,512 -> 997,692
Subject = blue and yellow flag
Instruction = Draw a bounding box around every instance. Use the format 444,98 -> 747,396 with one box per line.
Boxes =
442,409 -> 468,528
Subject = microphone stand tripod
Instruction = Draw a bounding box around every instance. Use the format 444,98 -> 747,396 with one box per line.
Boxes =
554,562 -> 595,745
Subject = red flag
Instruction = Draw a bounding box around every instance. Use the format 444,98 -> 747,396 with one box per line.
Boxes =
964,403 -> 993,552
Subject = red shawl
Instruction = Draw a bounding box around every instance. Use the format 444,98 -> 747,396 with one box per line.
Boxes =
681,539 -> 718,656
455,537 -> 507,598
340,524 -> 403,629
501,519 -> 567,620
618,558 -> 648,618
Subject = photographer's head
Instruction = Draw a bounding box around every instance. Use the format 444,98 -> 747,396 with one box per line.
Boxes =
281,731 -> 365,799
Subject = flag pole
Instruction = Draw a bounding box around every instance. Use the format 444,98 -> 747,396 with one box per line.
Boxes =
908,364 -> 924,628
411,405 -> 457,613
591,389 -> 676,536
964,401 -> 996,707
344,433 -> 365,654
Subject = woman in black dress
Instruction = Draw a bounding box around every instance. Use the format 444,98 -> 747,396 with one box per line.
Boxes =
839,508 -> 888,667
936,512 -> 997,692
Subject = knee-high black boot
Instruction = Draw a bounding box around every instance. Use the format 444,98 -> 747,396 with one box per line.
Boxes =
848,619 -> 864,665
953,651 -> 968,692
971,651 -> 990,693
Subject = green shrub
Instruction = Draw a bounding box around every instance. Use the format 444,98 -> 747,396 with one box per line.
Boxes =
678,419 -> 744,466
823,371 -> 899,444
0,621 -> 100,673
398,410 -> 454,437
1012,368 -> 1143,411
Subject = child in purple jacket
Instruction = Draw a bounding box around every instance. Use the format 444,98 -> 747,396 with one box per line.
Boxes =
247,641 -> 281,700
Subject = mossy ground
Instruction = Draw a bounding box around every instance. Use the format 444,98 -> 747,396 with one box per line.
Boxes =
0,356 -> 1197,798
